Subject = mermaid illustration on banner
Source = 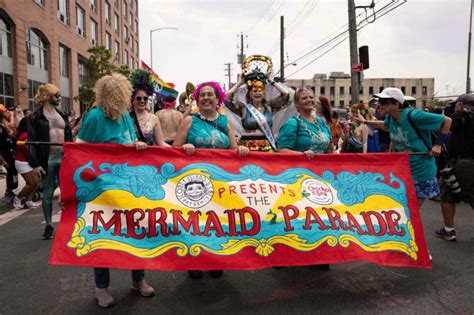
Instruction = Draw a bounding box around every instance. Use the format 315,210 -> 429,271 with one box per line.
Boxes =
225,55 -> 295,152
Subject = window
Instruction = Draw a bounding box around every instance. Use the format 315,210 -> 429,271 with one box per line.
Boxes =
57,0 -> 70,25
76,5 -> 85,37
129,12 -> 133,25
330,100 -> 335,107
125,50 -> 129,67
131,56 -> 135,69
0,73 -> 14,109
320,86 -> 325,95
34,0 -> 44,6
105,2 -> 111,25
90,0 -> 97,13
124,25 -> 128,40
114,0 -> 119,8
422,86 -> 427,96
105,32 -> 111,51
123,0 -> 128,19
369,86 -> 374,95
26,29 -> 48,70
59,44 -> 70,77
401,86 -> 406,94
135,20 -> 138,34
28,79 -> 45,110
61,97 -> 71,112
135,40 -> 138,53
422,100 -> 427,107
411,86 -> 417,95
78,55 -> 89,86
330,86 -> 335,95
0,18 -> 13,58
339,86 -> 344,95
379,86 -> 384,93
114,41 -> 120,62
90,19 -> 98,45
339,100 -> 344,107
114,13 -> 119,34
131,35 -> 134,51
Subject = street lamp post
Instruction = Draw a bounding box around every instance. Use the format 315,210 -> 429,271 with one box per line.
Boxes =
150,27 -> 177,70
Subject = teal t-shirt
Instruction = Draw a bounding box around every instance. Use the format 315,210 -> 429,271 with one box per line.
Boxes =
78,107 -> 136,144
186,114 -> 230,149
277,115 -> 332,154
384,108 -> 445,180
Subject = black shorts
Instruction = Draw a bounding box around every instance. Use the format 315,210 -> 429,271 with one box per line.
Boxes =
440,159 -> 474,208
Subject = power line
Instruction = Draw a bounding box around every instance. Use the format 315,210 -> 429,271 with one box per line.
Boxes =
244,0 -> 274,33
285,0 -> 407,79
286,0 -> 312,30
286,0 -> 320,36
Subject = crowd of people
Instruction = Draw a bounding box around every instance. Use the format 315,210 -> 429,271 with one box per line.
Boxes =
0,65 -> 473,307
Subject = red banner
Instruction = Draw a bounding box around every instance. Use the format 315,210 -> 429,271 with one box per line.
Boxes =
50,143 -> 431,270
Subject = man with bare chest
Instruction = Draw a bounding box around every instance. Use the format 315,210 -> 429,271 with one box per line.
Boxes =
156,97 -> 183,145
27,84 -> 73,240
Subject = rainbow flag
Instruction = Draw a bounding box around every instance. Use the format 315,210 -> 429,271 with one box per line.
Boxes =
141,61 -> 178,99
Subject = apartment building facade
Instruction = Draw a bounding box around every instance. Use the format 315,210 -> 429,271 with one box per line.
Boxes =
286,73 -> 435,108
0,0 -> 139,113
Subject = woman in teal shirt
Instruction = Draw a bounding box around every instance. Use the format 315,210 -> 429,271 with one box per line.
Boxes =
277,87 -> 334,159
173,81 -> 249,279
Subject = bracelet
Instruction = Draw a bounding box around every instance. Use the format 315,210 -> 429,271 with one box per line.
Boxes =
435,133 -> 450,146
269,80 -> 275,86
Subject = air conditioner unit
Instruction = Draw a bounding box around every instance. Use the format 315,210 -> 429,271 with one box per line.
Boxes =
90,4 -> 96,12
77,27 -> 83,36
91,38 -> 96,45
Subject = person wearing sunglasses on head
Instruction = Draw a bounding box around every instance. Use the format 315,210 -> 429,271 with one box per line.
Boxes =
129,69 -> 169,147
26,84 -> 73,240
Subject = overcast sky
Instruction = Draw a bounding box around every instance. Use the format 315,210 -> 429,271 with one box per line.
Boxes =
138,0 -> 472,98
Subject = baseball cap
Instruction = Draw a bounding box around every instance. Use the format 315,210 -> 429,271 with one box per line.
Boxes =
449,93 -> 474,105
374,87 -> 405,104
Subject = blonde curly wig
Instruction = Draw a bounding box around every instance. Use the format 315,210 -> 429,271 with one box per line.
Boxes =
95,73 -> 132,121
34,84 -> 60,106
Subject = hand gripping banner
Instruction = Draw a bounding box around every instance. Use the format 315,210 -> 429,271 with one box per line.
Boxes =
50,143 -> 431,270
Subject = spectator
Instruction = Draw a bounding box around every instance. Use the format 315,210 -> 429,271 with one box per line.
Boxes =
435,93 -> 474,241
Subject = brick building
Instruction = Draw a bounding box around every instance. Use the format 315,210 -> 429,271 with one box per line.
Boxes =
0,0 -> 139,114
286,73 -> 435,109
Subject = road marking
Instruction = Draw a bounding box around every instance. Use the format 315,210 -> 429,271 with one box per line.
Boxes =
0,209 -> 31,226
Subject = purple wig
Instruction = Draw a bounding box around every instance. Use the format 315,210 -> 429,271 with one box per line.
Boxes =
192,81 -> 227,109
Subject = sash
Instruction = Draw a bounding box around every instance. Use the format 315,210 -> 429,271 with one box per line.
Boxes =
243,103 -> 277,151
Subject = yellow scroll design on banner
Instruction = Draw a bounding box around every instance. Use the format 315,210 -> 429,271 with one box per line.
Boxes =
67,218 -> 188,258
67,219 -> 417,260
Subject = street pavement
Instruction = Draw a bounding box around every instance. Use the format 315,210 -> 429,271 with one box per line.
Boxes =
0,178 -> 474,314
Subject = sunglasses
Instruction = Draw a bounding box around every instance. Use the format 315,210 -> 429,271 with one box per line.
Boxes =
135,96 -> 149,102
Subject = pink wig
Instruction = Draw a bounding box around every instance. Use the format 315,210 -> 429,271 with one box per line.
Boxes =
192,82 -> 227,109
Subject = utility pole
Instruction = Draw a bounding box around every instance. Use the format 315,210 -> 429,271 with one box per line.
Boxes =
224,63 -> 232,88
348,0 -> 359,105
280,16 -> 285,82
467,0 -> 473,93
237,32 -> 246,70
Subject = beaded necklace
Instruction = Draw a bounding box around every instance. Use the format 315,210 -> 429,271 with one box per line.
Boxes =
295,114 -> 324,143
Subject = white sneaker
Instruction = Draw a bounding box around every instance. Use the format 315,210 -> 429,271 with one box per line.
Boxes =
25,200 -> 41,209
95,288 -> 114,308
13,196 -> 24,210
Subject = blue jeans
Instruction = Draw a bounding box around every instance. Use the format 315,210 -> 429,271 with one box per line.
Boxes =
94,268 -> 145,289
42,153 -> 62,224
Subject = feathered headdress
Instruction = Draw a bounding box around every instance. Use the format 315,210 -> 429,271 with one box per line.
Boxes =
129,68 -> 157,96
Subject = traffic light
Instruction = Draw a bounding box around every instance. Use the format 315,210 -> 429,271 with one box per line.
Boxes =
359,46 -> 369,70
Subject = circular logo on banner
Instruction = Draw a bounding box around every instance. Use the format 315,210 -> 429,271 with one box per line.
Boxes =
176,174 -> 214,209
301,179 -> 333,205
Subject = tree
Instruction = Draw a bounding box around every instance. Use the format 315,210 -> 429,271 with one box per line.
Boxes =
75,46 -> 131,109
